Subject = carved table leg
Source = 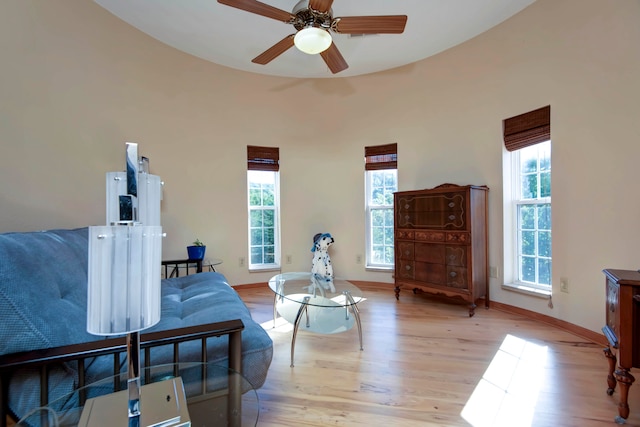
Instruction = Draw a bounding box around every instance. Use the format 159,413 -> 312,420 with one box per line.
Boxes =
394,286 -> 400,300
468,303 -> 477,317
604,347 -> 617,395
614,367 -> 635,422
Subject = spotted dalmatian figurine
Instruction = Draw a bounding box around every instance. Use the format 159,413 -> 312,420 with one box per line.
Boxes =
311,232 -> 336,293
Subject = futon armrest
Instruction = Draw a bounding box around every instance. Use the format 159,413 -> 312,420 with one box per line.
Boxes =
0,319 -> 244,427
0,319 -> 244,368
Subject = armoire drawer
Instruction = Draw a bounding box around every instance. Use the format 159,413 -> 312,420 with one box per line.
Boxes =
446,266 -> 468,289
397,259 -> 415,279
397,241 -> 414,260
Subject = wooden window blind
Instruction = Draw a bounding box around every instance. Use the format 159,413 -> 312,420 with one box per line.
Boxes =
247,145 -> 279,171
503,105 -> 551,152
365,143 -> 397,171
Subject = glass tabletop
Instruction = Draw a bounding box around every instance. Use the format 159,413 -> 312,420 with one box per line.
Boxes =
268,272 -> 364,307
17,362 -> 258,427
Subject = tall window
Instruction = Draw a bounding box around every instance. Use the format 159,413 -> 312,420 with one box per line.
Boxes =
503,106 -> 551,292
247,146 -> 280,270
365,143 -> 398,269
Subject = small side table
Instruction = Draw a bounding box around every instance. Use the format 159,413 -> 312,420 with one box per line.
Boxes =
162,258 -> 223,278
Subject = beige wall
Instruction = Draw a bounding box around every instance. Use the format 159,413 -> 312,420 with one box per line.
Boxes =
1,0 -> 639,333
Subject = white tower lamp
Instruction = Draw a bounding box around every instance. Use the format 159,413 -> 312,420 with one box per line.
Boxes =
86,142 -> 174,426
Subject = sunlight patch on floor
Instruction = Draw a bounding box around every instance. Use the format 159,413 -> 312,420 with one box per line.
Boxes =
461,334 -> 548,427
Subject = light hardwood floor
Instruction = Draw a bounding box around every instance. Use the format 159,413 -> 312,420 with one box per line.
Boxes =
234,282 -> 640,427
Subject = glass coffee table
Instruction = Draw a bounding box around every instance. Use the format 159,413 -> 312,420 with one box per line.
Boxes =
268,272 -> 364,367
16,362 -> 258,427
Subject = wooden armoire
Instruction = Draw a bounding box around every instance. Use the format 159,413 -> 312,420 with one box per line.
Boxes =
393,183 -> 489,316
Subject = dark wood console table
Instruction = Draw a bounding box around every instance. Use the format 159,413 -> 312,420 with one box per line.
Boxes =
602,268 -> 640,423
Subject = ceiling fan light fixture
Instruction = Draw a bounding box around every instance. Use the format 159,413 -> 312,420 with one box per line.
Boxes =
294,27 -> 332,55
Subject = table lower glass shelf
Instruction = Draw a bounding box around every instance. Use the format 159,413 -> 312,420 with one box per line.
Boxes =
276,294 -> 356,334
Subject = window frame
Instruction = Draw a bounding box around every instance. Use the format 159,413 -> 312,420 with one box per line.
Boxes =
247,169 -> 281,271
365,168 -> 397,269
507,140 -> 552,293
246,145 -> 281,272
364,143 -> 398,270
502,106 -> 551,296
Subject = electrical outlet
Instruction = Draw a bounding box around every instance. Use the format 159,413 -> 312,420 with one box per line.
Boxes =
286,254 -> 292,264
489,266 -> 498,278
356,254 -> 362,264
238,257 -> 245,267
560,277 -> 569,293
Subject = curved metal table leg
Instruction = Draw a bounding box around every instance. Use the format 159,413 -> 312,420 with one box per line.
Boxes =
290,296 -> 310,367
273,280 -> 286,329
344,291 -> 363,351
272,291 -> 278,329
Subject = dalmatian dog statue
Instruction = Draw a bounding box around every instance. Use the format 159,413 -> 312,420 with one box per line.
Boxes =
310,232 -> 336,293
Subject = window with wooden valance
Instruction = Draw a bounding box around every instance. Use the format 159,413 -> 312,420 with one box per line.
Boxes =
364,143 -> 397,170
247,145 -> 279,171
503,105 -> 550,151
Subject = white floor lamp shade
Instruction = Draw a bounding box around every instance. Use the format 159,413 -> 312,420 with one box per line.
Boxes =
87,225 -> 163,335
106,172 -> 163,227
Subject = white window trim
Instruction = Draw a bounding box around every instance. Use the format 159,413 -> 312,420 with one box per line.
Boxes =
364,169 -> 396,270
247,170 -> 281,271
503,141 -> 551,296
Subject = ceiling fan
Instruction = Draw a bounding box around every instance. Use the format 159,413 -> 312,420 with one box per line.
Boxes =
217,0 -> 408,74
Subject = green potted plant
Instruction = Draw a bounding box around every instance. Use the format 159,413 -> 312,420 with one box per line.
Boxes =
187,239 -> 206,260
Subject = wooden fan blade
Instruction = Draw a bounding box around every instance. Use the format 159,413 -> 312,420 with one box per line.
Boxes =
252,35 -> 295,65
333,15 -> 408,34
320,43 -> 348,74
309,0 -> 334,14
218,0 -> 295,22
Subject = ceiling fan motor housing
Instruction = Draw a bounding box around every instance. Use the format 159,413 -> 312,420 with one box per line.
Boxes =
292,0 -> 332,31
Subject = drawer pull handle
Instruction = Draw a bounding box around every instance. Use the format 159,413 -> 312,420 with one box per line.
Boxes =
449,215 -> 456,220
449,202 -> 455,208
609,303 -> 615,313
405,251 -> 410,256
405,204 -> 410,209
450,271 -> 457,277
405,265 -> 412,271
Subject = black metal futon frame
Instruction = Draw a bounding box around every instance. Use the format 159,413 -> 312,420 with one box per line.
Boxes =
0,319 -> 244,427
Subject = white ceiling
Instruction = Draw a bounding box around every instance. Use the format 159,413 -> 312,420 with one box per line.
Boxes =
94,0 -> 536,79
